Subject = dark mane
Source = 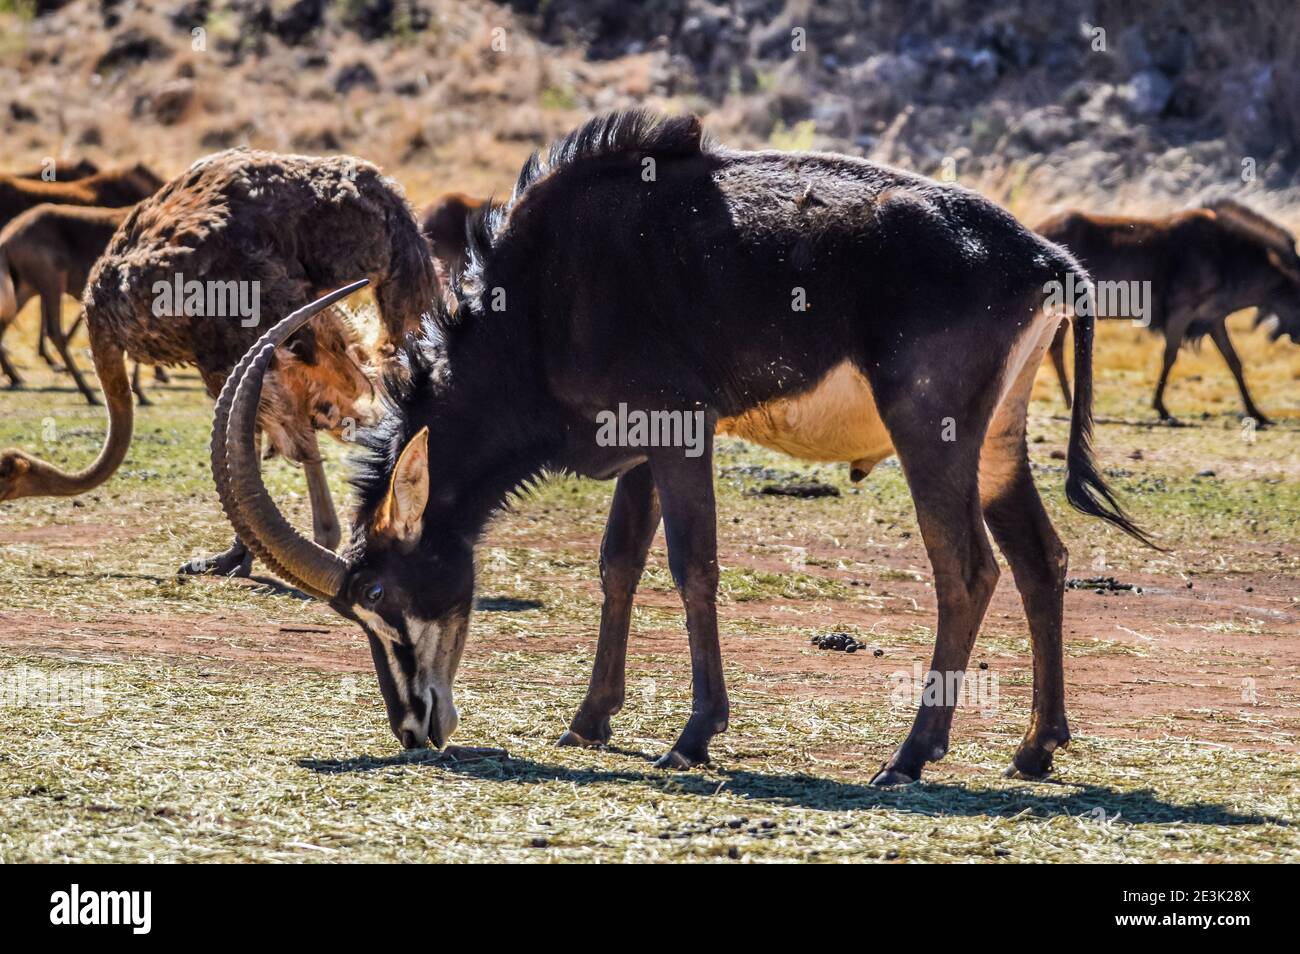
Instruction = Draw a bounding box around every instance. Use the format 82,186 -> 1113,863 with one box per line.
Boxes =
348,327 -> 447,528
457,109 -> 708,301
354,110 -> 712,532
1203,197 -> 1300,268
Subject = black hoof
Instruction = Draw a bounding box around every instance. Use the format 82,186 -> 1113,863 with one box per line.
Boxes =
1008,734 -> 1067,780
1005,745 -> 1057,780
870,767 -> 917,786
557,729 -> 604,748
654,748 -> 708,770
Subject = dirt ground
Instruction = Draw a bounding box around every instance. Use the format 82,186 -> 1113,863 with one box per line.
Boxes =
1,303 -> 1297,862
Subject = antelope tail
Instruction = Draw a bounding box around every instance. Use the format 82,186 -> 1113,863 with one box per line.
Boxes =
1063,273 -> 1161,549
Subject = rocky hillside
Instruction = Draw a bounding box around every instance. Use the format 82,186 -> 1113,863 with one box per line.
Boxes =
523,0 -> 1300,214
2,0 -> 1297,219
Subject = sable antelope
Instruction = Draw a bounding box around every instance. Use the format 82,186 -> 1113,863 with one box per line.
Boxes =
0,148 -> 437,577
0,204 -> 132,397
13,158 -> 101,182
1041,199 -> 1300,426
0,163 -> 163,375
214,111 -> 1150,785
0,204 -> 178,400
421,193 -> 487,280
0,163 -> 163,228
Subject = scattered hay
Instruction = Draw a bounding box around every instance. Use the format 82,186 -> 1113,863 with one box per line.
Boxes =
0,652 -> 1295,863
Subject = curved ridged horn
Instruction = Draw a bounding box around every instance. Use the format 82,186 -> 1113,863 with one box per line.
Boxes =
216,280 -> 368,599
210,315 -> 305,593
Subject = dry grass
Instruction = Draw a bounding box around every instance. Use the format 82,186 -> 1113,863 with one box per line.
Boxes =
2,651 -> 1295,863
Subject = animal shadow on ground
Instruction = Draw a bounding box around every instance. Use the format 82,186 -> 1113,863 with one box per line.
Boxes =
297,752 -> 1283,826
1054,411 -> 1299,431
474,596 -> 544,612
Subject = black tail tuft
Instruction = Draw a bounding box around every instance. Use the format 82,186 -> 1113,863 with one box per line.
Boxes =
1065,273 -> 1164,551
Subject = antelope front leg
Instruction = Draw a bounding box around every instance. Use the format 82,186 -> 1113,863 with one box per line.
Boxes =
648,422 -> 727,769
560,462 -> 661,748
0,338 -> 22,388
1209,322 -> 1272,427
36,311 -> 61,371
131,362 -> 152,406
46,297 -> 98,405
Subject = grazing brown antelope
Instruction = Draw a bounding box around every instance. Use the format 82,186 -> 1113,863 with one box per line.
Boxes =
1,163 -> 163,378
0,163 -> 163,229
0,203 -> 180,401
0,204 -> 132,398
214,111 -> 1151,786
1040,199 -> 1300,426
0,148 -> 437,577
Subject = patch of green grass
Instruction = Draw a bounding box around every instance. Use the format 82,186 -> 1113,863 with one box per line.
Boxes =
769,119 -> 817,152
539,85 -> 578,112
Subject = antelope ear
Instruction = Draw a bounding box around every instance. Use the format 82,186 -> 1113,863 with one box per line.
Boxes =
375,427 -> 429,545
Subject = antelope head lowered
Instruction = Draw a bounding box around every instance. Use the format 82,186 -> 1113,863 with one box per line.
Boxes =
213,281 -> 470,749
1207,199 -> 1300,344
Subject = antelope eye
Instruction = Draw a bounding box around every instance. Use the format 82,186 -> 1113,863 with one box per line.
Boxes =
364,583 -> 384,604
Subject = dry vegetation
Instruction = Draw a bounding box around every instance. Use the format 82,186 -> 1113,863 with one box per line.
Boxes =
0,1 -> 1298,862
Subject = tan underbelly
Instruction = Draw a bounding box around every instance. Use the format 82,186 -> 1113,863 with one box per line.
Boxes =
717,362 -> 895,478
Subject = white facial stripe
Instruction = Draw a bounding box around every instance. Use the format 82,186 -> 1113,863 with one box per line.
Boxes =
405,612 -> 462,743
354,605 -> 466,745
356,606 -> 412,708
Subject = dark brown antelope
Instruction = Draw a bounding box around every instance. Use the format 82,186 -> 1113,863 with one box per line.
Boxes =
0,204 -> 133,398
0,148 -> 437,577
0,163 -> 163,229
0,203 -> 174,398
0,163 -> 163,380
1040,199 -> 1300,426
214,111 -> 1150,785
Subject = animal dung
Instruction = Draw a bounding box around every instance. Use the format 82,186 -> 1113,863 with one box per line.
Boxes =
1067,576 -> 1144,595
811,632 -> 866,653
759,480 -> 840,498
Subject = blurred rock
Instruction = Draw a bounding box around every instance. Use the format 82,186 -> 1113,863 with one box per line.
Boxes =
1119,69 -> 1174,118
274,0 -> 325,46
334,62 -> 379,95
142,79 -> 196,126
1010,106 -> 1082,153
94,29 -> 171,75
